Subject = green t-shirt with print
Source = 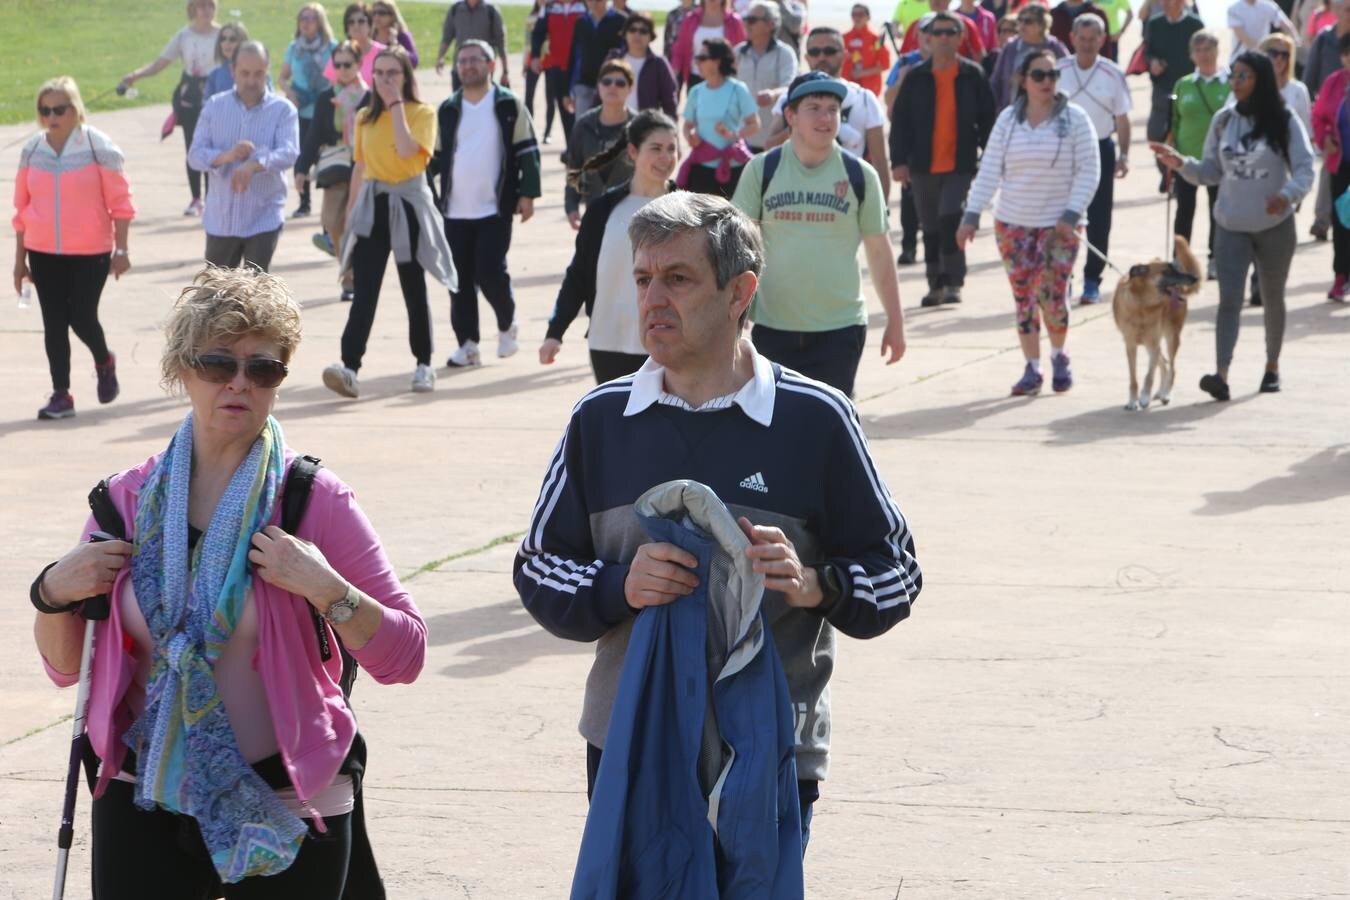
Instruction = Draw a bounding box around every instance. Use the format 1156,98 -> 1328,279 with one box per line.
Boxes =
733,141 -> 888,332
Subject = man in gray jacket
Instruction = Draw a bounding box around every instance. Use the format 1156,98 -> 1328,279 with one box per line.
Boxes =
437,0 -> 510,88
736,2 -> 799,152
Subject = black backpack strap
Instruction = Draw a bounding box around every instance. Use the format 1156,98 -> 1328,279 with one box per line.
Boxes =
839,149 -> 867,217
88,477 -> 126,540
759,145 -> 783,206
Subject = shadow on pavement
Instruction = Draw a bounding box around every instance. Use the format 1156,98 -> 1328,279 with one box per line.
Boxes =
1195,444 -> 1350,516
1040,393 -> 1254,445
426,600 -> 588,679
865,395 -> 1032,440
278,364 -> 591,407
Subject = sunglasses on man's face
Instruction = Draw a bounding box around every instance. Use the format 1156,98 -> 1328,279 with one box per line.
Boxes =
39,104 -> 70,118
599,76 -> 630,87
1027,68 -> 1059,82
627,26 -> 653,34
806,45 -> 841,57
929,28 -> 960,37
191,354 -> 289,388
333,60 -> 356,69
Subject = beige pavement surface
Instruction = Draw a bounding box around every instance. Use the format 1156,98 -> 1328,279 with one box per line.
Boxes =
1,46 -> 1348,899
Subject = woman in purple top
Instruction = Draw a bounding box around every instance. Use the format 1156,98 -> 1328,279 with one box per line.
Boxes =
371,0 -> 419,66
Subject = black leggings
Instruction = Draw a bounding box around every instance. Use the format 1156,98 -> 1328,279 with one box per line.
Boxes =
28,250 -> 111,393
525,68 -> 546,136
341,193 -> 434,371
544,67 -> 575,149
589,349 -> 647,383
180,103 -> 202,202
684,162 -> 744,198
91,779 -> 351,899
296,116 -> 312,210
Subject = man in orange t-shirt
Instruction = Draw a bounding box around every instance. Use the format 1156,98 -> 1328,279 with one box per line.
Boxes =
843,5 -> 891,95
888,11 -> 994,306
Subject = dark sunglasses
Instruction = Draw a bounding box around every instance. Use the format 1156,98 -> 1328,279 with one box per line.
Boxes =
347,15 -> 369,25
627,26 -> 653,34
742,14 -> 766,22
1266,48 -> 1290,58
929,28 -> 960,36
192,354 -> 289,388
694,53 -> 711,61
599,76 -> 630,87
39,103 -> 71,117
1018,16 -> 1040,23
1027,68 -> 1059,82
806,46 -> 841,57
333,60 -> 355,69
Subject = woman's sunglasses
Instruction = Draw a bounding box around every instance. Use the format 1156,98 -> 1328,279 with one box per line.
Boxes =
599,76 -> 631,87
1027,68 -> 1059,82
1266,48 -> 1290,58
192,354 -> 289,388
333,60 -> 356,69
39,104 -> 70,117
347,15 -> 369,25
627,27 -> 653,34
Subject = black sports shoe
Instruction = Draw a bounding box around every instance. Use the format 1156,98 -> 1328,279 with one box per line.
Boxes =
920,289 -> 943,307
1259,370 -> 1281,393
1199,373 -> 1230,401
896,248 -> 917,266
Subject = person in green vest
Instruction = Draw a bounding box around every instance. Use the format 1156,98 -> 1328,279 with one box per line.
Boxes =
893,0 -> 933,31
1095,0 -> 1134,58
1169,29 -> 1230,280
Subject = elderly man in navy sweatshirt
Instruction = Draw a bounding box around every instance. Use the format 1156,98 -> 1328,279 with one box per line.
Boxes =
514,191 -> 922,850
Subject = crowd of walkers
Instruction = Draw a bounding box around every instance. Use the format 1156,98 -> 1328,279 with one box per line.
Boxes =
11,0 -> 1344,894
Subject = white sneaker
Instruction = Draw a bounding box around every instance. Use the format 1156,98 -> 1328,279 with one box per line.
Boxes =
411,363 -> 436,392
446,341 -> 482,368
184,198 -> 203,217
497,322 -> 519,359
322,363 -> 360,398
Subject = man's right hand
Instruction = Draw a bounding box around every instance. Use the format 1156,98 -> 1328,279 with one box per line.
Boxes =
230,139 -> 256,163
891,164 -> 910,187
624,542 -> 700,609
531,58 -> 544,75
539,338 -> 562,364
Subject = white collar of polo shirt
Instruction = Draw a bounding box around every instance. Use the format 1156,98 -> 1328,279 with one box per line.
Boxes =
624,338 -> 777,426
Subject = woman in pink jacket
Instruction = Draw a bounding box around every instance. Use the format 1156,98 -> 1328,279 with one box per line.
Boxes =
31,266 -> 427,897
12,77 -> 135,421
1311,32 -> 1350,299
671,0 -> 748,87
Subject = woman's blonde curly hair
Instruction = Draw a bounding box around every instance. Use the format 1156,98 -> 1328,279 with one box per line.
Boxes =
161,266 -> 303,392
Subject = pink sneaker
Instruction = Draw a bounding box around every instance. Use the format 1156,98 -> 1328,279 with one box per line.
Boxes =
1328,275 -> 1347,302
38,391 -> 75,420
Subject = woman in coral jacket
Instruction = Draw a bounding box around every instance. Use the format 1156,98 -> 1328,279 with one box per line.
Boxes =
31,266 -> 427,897
671,0 -> 748,88
12,77 -> 135,421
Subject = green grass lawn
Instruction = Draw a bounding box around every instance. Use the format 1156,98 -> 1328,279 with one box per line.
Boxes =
0,0 -> 644,125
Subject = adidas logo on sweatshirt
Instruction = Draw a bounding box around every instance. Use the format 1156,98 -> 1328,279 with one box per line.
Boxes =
739,472 -> 768,493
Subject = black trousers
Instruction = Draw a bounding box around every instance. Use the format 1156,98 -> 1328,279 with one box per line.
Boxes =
296,116 -> 312,210
445,214 -> 516,346
589,349 -> 647,383
525,68 -> 546,135
1173,178 -> 1219,259
908,171 -> 972,289
751,323 -> 868,397
341,194 -> 434,370
544,67 -> 575,149
1332,163 -> 1350,276
1083,138 -> 1116,285
685,162 -> 744,198
180,103 -> 202,201
28,250 -> 112,393
91,779 -> 352,899
585,743 -> 823,854
899,185 -> 920,254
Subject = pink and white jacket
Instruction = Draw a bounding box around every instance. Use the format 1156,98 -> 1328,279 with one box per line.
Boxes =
670,10 -> 748,81
41,450 -> 427,812
12,125 -> 135,256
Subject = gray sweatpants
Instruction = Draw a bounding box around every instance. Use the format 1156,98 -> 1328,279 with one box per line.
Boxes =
1213,215 -> 1295,370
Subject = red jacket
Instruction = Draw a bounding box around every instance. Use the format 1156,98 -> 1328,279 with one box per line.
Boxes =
533,0 -> 586,71
1313,68 -> 1347,170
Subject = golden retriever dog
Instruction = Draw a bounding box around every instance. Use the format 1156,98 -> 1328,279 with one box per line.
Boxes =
1111,236 -> 1203,411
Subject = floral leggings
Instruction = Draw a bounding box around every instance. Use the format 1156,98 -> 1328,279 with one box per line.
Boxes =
994,221 -> 1080,335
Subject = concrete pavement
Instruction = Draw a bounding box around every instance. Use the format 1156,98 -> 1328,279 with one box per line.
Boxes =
1,46 -> 1347,899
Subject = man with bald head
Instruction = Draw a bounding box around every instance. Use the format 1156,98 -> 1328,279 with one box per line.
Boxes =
188,40 -> 299,271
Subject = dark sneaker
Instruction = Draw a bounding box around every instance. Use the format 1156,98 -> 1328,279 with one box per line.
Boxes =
96,353 -> 119,404
38,391 -> 75,420
1051,352 -> 1073,392
1311,221 -> 1329,241
941,286 -> 963,304
1010,363 -> 1043,396
896,248 -> 917,266
1199,373 -> 1230,401
292,204 -> 311,218
1259,370 -> 1281,393
920,289 -> 943,308
340,289 -> 355,303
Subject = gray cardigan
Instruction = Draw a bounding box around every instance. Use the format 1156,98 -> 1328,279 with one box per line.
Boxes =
1179,108 -> 1315,234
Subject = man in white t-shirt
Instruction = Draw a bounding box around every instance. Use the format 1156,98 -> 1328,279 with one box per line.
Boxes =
438,41 -> 542,368
1056,14 -> 1131,304
1228,0 -> 1296,59
766,26 -> 891,202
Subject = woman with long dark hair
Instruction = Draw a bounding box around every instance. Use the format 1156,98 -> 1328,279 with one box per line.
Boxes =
1152,50 -> 1315,400
541,111 -> 679,382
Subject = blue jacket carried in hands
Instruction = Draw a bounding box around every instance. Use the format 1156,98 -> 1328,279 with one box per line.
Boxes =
571,480 -> 804,900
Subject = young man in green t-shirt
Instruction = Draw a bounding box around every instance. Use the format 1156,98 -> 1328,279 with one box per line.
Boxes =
732,71 -> 906,397
1168,29 -> 1229,278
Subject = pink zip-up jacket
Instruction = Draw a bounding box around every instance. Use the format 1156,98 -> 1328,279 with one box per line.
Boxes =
671,9 -> 748,81
40,449 -> 426,812
12,125 -> 135,256
1312,68 -> 1348,171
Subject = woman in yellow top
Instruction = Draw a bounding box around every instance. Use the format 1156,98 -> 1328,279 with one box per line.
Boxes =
323,48 -> 456,399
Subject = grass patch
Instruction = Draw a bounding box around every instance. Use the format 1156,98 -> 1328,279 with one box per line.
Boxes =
0,0 -> 628,125
402,530 -> 525,582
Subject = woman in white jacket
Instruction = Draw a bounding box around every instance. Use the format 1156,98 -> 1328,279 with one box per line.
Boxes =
957,48 -> 1100,396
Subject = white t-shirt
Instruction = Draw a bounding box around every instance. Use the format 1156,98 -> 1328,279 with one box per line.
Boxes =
694,23 -> 727,57
1055,56 -> 1132,142
160,25 -> 221,78
1227,0 -> 1288,57
1282,79 -> 1312,135
771,80 -> 884,157
448,93 -> 505,220
590,193 -> 652,355
624,54 -> 646,114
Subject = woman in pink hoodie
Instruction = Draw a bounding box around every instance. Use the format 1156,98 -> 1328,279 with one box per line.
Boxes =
31,266 -> 427,897
671,0 -> 748,87
12,77 -> 135,421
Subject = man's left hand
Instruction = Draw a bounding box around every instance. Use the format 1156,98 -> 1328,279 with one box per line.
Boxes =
231,161 -> 260,193
738,517 -> 823,608
1115,156 -> 1129,178
517,196 -> 535,222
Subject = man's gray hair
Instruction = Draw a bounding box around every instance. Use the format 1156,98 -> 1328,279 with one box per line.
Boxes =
1071,12 -> 1107,34
233,40 -> 269,64
749,1 -> 782,29
628,193 -> 764,290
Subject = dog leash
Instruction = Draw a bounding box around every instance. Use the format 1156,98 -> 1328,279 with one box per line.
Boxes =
1082,238 -> 1125,277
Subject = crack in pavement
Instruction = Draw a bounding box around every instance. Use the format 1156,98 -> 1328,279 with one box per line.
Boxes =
1209,726 -> 1275,769
1169,779 -> 1228,815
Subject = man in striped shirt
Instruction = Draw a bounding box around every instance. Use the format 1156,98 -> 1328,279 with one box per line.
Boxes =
514,192 -> 922,849
187,41 -> 299,272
